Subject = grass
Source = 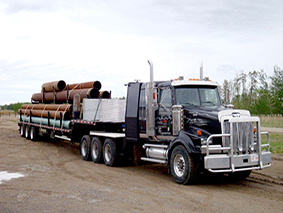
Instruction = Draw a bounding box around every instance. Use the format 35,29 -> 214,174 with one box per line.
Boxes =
259,116 -> 283,154
262,134 -> 283,154
259,116 -> 283,128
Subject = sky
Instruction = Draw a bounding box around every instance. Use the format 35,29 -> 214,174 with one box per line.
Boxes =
0,0 -> 282,105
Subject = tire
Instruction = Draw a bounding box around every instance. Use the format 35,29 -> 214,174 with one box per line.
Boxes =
30,126 -> 38,141
170,145 -> 197,185
103,138 -> 118,166
91,137 -> 103,163
20,125 -> 25,137
80,135 -> 92,161
229,170 -> 251,181
24,125 -> 30,139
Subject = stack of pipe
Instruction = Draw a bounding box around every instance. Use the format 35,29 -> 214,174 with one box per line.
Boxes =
31,80 -> 111,103
18,104 -> 73,129
18,104 -> 72,120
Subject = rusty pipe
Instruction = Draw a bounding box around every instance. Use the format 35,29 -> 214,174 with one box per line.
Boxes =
21,104 -> 72,112
99,91 -> 111,99
32,88 -> 100,103
18,109 -> 72,120
65,88 -> 100,102
42,80 -> 66,92
68,81 -> 101,91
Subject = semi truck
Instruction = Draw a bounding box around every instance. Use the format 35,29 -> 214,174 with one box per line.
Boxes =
18,60 -> 272,184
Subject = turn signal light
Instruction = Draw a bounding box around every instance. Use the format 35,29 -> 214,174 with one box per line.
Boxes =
197,130 -> 202,136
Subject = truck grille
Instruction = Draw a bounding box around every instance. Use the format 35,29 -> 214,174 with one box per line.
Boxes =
223,120 -> 255,154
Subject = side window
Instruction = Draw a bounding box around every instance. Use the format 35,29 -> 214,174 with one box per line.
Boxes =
139,89 -> 146,121
159,87 -> 172,109
139,89 -> 146,133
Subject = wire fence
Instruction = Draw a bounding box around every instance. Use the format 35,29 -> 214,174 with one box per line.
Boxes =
0,111 -> 17,117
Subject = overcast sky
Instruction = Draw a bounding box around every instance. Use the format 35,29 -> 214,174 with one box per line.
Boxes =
0,0 -> 282,105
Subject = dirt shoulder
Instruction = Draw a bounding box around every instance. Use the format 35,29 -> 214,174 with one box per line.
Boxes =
0,116 -> 282,213
261,127 -> 283,135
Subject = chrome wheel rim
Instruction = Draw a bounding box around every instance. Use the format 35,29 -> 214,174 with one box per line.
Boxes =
104,144 -> 111,163
20,126 -> 24,136
30,128 -> 34,140
81,140 -> 87,157
25,126 -> 29,138
92,142 -> 98,159
174,154 -> 186,177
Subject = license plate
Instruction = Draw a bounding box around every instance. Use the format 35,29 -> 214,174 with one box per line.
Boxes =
251,154 -> 259,162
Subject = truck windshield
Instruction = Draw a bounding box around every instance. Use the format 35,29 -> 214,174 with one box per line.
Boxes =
175,87 -> 221,107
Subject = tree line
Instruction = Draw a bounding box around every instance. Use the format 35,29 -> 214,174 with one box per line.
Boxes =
219,65 -> 283,115
0,102 -> 28,112
1,66 -> 282,115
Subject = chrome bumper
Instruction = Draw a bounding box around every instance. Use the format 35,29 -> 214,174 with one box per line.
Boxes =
201,132 -> 271,173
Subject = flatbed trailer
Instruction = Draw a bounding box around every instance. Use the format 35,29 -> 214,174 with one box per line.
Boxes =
18,61 -> 271,184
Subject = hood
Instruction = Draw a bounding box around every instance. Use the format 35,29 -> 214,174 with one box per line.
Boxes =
183,106 -> 227,135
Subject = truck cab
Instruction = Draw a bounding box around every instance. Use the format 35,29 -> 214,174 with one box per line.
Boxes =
125,61 -> 271,184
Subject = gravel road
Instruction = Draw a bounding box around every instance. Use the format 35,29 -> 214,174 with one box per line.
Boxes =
0,116 -> 282,213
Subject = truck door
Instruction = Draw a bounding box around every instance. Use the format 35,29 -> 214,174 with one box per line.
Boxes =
156,87 -> 172,135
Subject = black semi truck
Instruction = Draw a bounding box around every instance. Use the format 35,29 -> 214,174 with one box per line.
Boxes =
18,60 -> 271,184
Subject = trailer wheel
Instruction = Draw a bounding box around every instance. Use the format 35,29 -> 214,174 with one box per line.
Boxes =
80,135 -> 92,161
30,126 -> 38,141
170,145 -> 196,185
103,138 -> 118,166
91,137 -> 103,163
24,125 -> 30,140
20,125 -> 25,137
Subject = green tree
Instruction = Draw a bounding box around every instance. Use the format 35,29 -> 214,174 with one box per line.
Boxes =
270,65 -> 283,114
252,70 -> 272,114
248,70 -> 258,108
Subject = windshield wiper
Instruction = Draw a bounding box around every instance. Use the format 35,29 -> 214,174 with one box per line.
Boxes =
202,101 -> 216,106
180,102 -> 197,107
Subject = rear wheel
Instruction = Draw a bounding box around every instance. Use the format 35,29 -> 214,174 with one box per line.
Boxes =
30,126 -> 38,141
24,125 -> 30,139
170,145 -> 197,184
91,137 -> 103,163
80,135 -> 92,161
103,138 -> 118,166
20,125 -> 25,137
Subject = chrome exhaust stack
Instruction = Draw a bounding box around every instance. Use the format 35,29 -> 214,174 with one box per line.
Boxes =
146,60 -> 158,137
200,61 -> 203,81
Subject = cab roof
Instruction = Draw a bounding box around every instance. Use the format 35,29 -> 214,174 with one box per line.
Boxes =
171,79 -> 218,87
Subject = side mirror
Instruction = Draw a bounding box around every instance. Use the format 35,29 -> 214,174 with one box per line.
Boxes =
225,104 -> 234,109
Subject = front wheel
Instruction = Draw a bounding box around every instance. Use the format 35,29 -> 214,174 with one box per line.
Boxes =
170,145 -> 197,184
